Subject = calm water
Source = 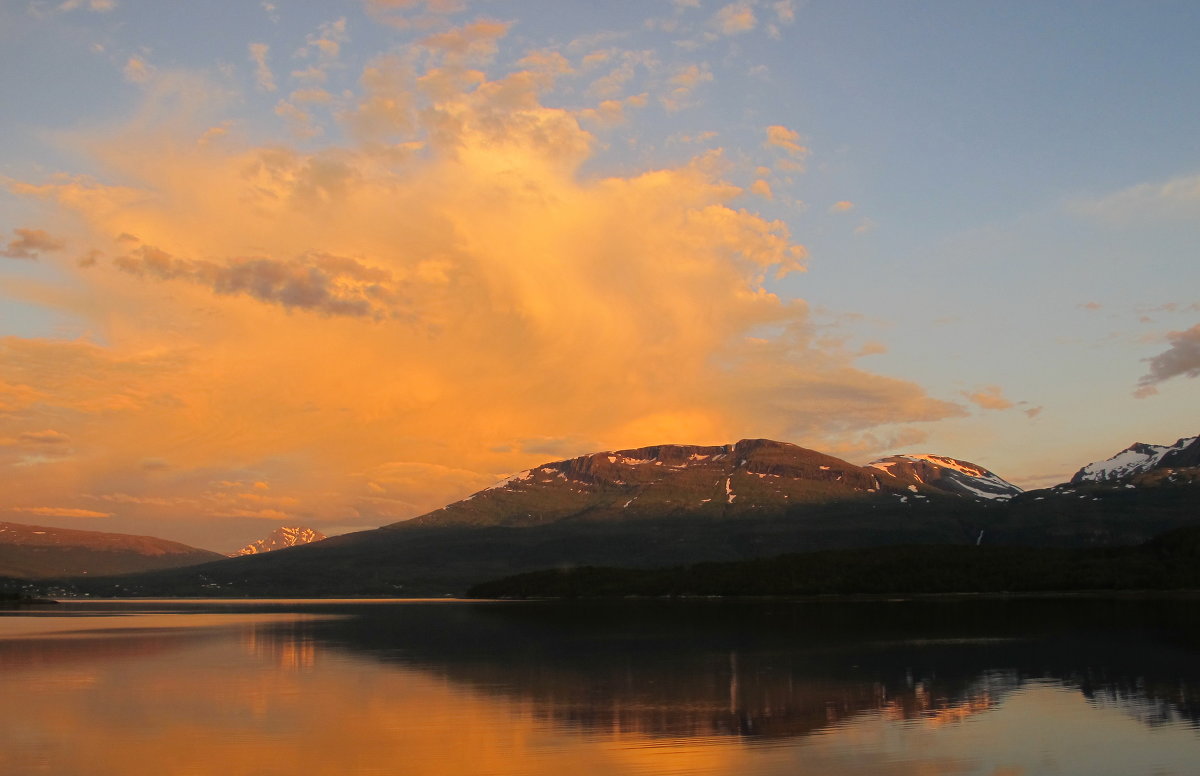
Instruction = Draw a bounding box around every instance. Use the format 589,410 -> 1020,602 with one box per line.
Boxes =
3,598 -> 1200,775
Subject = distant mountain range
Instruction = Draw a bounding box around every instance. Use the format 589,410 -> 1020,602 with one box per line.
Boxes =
33,432 -> 1195,597
230,526 -> 327,557
0,522 -> 332,580
0,522 -> 222,579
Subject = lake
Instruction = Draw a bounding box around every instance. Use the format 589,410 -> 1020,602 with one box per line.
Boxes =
2,597 -> 1199,775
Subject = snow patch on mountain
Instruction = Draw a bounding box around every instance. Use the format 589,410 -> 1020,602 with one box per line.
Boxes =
488,469 -> 535,491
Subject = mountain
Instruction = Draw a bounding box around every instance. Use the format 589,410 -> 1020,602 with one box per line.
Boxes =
0,521 -> 223,579
403,439 -> 1004,530
1070,436 -> 1200,485
50,435 -> 1200,597
865,454 -> 1022,500
231,526 -> 327,557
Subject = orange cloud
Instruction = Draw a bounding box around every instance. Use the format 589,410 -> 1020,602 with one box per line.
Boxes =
12,507 -> 112,519
713,3 -> 757,35
122,55 -> 154,84
304,18 -> 348,63
765,125 -> 806,155
764,125 -> 808,171
54,0 -> 117,12
2,228 -> 65,259
248,43 -> 276,92
365,0 -> 466,30
2,24 -> 960,538
962,385 -> 1015,411
420,19 -> 510,66
662,63 -> 713,111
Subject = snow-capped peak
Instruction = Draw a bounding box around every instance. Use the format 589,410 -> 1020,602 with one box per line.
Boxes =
231,526 -> 327,557
866,454 -> 1022,501
1070,436 -> 1199,484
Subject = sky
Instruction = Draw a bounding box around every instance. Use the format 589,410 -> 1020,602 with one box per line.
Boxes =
1,0 -> 1197,551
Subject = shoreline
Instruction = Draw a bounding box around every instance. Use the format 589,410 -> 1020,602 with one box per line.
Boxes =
25,588 -> 1200,604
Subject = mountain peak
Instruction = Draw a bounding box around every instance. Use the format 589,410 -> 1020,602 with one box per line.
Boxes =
396,438 -> 1016,530
1070,436 -> 1200,485
865,454 -> 1022,500
231,526 -> 327,557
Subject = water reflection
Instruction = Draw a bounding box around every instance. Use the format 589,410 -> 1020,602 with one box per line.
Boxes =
0,598 -> 1198,776
310,598 -> 1200,737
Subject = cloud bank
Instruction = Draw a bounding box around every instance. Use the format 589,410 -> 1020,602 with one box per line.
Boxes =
2,17 -> 960,533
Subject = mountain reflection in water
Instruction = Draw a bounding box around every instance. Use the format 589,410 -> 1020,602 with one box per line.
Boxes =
310,598 -> 1200,738
1,598 -> 1199,776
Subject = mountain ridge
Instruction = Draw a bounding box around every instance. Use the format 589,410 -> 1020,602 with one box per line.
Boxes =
399,438 -> 1019,530
1070,436 -> 1200,485
20,432 -> 1200,596
0,521 -> 223,579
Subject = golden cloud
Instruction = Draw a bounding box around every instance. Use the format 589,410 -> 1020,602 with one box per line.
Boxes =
962,385 -> 1015,411
765,124 -> 807,156
713,3 -> 757,35
12,507 -> 112,519
2,21 -> 961,533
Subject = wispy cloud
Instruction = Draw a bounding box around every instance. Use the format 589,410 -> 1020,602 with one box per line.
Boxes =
1135,323 -> 1200,397
962,385 -> 1015,411
712,2 -> 757,35
12,506 -> 112,518
365,0 -> 466,30
122,55 -> 154,84
248,43 -> 277,92
1073,173 -> 1200,222
43,0 -> 115,14
662,62 -> 712,111
764,124 -> 808,170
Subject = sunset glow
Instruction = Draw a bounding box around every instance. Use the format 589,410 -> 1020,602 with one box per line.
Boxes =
2,2 -> 1197,549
